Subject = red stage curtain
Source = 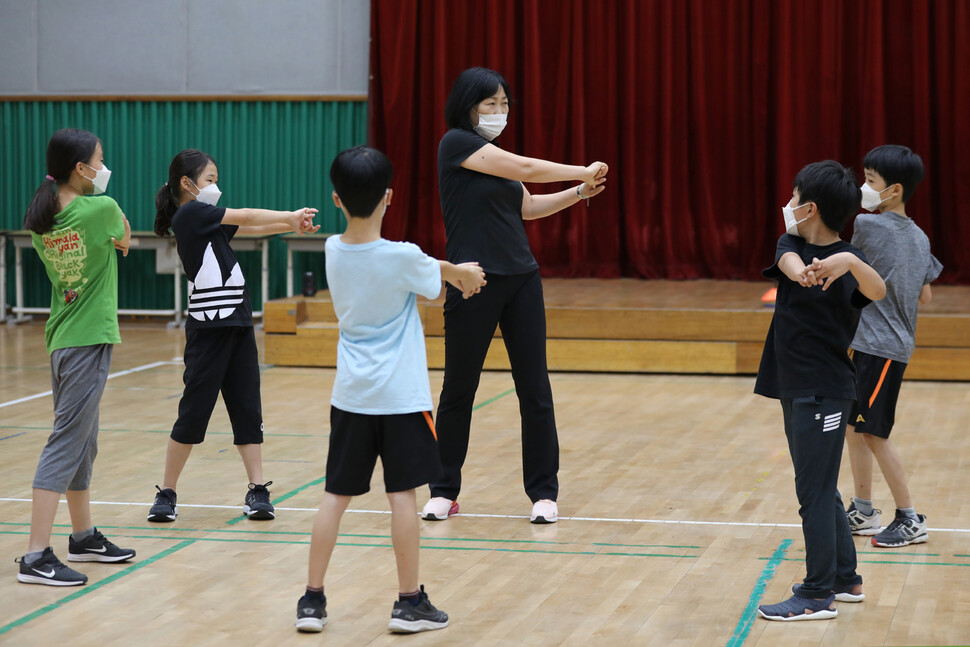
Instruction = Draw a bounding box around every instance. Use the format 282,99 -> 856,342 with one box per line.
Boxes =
369,0 -> 969,282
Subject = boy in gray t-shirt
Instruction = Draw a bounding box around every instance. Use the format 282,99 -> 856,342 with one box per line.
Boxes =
844,145 -> 943,548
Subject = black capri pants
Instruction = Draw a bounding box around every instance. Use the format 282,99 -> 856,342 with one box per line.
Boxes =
171,326 -> 264,445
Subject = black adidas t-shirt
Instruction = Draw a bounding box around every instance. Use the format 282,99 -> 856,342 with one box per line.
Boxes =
754,234 -> 872,400
171,200 -> 252,328
437,128 -> 538,275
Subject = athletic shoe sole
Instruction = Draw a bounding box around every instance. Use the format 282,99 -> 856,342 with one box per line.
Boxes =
422,501 -> 459,521
17,573 -> 86,586
147,505 -> 177,523
872,533 -> 928,548
850,527 -> 882,536
295,617 -> 327,632
757,608 -> 837,621
67,552 -> 135,563
531,514 -> 557,524
243,506 -> 275,520
387,618 -> 449,633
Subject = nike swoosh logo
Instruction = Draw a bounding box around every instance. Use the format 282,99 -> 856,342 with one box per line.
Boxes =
85,546 -> 108,553
32,567 -> 56,577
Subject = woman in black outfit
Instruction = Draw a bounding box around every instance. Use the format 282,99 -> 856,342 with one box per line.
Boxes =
422,67 -> 608,524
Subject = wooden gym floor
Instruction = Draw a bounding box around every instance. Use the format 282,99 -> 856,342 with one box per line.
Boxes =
0,321 -> 968,646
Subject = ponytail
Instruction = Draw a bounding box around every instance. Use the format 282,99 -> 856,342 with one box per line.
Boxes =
24,128 -> 101,234
155,149 -> 216,237
154,183 -> 180,237
23,179 -> 60,234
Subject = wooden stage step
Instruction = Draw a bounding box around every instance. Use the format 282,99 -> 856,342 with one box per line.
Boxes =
263,280 -> 970,380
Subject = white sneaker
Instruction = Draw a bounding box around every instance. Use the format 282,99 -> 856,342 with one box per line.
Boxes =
530,499 -> 558,524
421,497 -> 458,520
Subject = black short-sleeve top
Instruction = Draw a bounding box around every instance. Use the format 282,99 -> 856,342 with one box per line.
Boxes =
171,200 -> 253,328
754,234 -> 872,400
437,128 -> 539,275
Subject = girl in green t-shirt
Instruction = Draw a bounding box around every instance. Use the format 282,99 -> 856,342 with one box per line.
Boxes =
15,129 -> 135,587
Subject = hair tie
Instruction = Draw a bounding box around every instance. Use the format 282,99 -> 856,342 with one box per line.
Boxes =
46,175 -> 55,182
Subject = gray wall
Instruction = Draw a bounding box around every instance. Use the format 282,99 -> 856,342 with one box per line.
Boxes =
0,0 -> 369,95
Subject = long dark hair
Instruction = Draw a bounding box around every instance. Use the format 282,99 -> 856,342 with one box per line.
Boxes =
444,67 -> 512,131
24,128 -> 101,234
155,149 -> 216,237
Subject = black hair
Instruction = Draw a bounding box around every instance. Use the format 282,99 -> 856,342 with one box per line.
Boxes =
329,146 -> 393,218
23,128 -> 101,234
863,144 -> 924,203
792,160 -> 861,233
155,149 -> 216,237
444,67 -> 512,131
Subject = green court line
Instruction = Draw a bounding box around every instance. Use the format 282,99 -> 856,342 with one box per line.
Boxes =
0,539 -> 196,637
762,556 -> 970,568
0,522 -> 698,550
224,475 -> 327,526
0,530 -> 695,559
472,388 -> 515,410
727,538 -> 792,647
0,425 -> 316,438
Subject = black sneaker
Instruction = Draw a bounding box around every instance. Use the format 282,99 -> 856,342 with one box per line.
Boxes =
387,585 -> 449,633
244,481 -> 275,520
294,594 -> 327,632
148,485 -> 178,522
872,513 -> 928,547
68,528 -> 136,563
16,547 -> 87,586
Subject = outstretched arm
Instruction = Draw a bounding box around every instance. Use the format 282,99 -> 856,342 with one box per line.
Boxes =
223,207 -> 318,235
521,182 -> 607,220
812,253 -> 887,301
462,143 -> 608,186
439,261 -> 486,299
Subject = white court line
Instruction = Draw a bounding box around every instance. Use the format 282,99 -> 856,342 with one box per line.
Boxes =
0,359 -> 180,410
1,498 -> 968,533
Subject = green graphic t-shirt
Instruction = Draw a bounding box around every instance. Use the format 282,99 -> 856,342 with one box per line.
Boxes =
31,195 -> 126,353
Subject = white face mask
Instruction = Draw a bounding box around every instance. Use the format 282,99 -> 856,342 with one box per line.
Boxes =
191,180 -> 222,206
783,202 -> 812,237
83,163 -> 111,195
860,182 -> 893,211
473,111 -> 507,140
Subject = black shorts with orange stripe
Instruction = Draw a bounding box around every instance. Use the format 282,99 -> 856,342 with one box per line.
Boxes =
848,349 -> 908,439
325,406 -> 442,495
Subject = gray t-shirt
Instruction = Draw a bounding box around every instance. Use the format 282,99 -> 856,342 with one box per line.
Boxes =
850,211 -> 943,362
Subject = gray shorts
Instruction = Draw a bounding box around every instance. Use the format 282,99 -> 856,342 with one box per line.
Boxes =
32,344 -> 112,493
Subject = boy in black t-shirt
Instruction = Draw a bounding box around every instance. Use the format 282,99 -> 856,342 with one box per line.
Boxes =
754,161 -> 886,622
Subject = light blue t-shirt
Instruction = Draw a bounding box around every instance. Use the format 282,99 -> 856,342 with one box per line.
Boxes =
325,236 -> 442,414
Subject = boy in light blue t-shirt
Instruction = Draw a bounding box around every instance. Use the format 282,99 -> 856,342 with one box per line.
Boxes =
295,146 -> 485,635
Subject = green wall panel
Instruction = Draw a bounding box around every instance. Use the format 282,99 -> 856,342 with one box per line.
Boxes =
1,100 -> 366,311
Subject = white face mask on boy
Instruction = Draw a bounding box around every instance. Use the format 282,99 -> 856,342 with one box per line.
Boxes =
860,182 -> 893,211
782,202 -> 812,237
473,112 -> 507,140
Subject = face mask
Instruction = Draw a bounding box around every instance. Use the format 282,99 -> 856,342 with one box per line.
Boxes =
860,182 -> 893,211
83,163 -> 111,195
783,202 -> 812,237
191,180 -> 222,206
473,111 -> 507,140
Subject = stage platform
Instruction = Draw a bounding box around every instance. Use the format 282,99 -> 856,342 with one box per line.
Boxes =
263,279 -> 970,380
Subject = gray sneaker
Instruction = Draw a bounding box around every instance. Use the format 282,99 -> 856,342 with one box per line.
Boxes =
846,502 -> 881,536
872,513 -> 928,548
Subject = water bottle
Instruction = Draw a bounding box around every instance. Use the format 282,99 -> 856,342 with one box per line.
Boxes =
302,271 -> 316,297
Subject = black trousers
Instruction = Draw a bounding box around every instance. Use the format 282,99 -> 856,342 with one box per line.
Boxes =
430,271 -> 559,503
781,396 -> 862,597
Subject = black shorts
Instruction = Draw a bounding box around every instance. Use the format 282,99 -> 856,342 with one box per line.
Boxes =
325,406 -> 442,495
849,349 -> 907,439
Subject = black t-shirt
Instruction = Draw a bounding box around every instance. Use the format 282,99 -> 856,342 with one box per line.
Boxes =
437,128 -> 538,275
754,234 -> 872,400
171,200 -> 253,328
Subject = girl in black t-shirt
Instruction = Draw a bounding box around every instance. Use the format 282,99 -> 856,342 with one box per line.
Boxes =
422,67 -> 609,525
148,149 -> 318,524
